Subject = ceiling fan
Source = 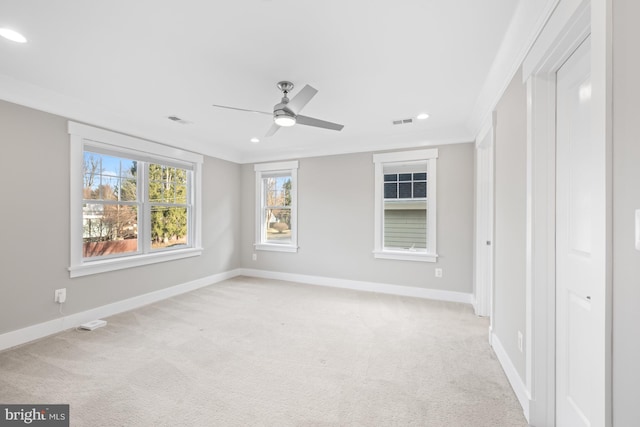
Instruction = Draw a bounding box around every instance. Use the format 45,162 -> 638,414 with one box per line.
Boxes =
212,81 -> 344,137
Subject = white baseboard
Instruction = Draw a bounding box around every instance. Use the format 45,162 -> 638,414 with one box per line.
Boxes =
0,269 -> 241,352
239,268 -> 474,305
491,331 -> 531,423
0,268 -> 473,352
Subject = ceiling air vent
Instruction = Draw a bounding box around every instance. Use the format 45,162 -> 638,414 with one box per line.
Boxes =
392,118 -> 414,125
167,116 -> 191,125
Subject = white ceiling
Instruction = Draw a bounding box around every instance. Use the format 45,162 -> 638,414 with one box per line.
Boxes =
0,1 -> 552,163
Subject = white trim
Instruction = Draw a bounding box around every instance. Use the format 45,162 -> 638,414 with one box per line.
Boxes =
69,248 -> 203,278
0,269 -> 240,352
522,0 -> 591,80
254,243 -> 298,253
468,0 -> 561,134
526,73 -> 558,427
69,122 -> 203,277
372,148 -> 438,164
491,332 -> 531,423
0,72 -> 472,163
474,112 -> 496,148
474,118 -> 495,318
0,74 -> 241,163
373,149 -> 438,261
193,162 -> 203,251
240,135 -> 471,165
240,268 -> 473,304
1,268 -> 474,352
254,160 -> 298,172
254,161 -> 299,252
68,121 -> 204,164
372,250 -> 437,263
524,1 -> 613,425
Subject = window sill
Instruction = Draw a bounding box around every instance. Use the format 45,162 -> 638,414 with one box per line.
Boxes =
255,243 -> 298,253
69,247 -> 203,278
373,250 -> 438,263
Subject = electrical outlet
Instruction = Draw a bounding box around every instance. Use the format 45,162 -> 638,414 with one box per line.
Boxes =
435,268 -> 443,278
252,253 -> 257,261
54,288 -> 66,304
518,331 -> 523,352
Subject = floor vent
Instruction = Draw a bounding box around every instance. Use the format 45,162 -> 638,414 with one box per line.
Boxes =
79,320 -> 107,331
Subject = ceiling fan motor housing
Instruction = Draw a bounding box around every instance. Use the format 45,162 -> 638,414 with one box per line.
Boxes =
274,82 -> 296,126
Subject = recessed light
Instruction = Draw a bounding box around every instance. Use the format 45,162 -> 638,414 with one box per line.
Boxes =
250,137 -> 260,144
0,28 -> 27,43
417,113 -> 430,120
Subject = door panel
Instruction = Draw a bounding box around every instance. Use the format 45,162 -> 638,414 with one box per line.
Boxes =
556,36 -> 600,427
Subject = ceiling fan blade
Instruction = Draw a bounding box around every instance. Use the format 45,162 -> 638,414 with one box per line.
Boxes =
286,85 -> 318,114
296,115 -> 344,131
265,123 -> 280,137
211,104 -> 271,115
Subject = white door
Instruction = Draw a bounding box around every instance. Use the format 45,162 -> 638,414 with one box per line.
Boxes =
556,36 -> 604,426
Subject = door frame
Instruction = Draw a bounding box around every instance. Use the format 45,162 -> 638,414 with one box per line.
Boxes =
474,116 -> 495,320
522,0 -> 613,425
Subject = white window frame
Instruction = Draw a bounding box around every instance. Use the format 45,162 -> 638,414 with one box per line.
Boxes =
254,161 -> 298,253
69,122 -> 203,278
373,149 -> 438,262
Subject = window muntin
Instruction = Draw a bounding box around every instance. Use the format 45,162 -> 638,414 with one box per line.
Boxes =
373,150 -> 438,262
83,152 -> 140,258
262,175 -> 292,244
384,172 -> 427,199
383,168 -> 428,251
69,121 -> 203,277
254,161 -> 298,252
82,152 -> 192,260
148,164 -> 190,251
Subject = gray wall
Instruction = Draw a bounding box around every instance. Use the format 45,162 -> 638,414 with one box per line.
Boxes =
240,144 -> 475,293
0,97 -> 474,337
613,0 -> 640,423
0,100 -> 241,334
492,71 -> 527,380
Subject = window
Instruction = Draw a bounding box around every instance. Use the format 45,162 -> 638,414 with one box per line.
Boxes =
254,161 -> 298,252
373,149 -> 438,262
69,122 -> 203,277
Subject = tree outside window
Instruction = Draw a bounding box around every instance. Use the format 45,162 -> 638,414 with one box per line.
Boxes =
254,161 -> 298,252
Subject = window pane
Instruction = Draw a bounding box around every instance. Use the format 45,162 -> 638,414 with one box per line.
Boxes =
175,184 -> 188,204
150,206 -> 189,250
263,176 -> 292,208
399,173 -> 412,181
149,164 -> 189,204
383,207 -> 427,250
83,203 -> 138,257
414,182 -> 427,198
413,172 -> 427,180
264,208 -> 291,243
384,174 -> 397,182
398,182 -> 412,198
83,152 -> 137,201
384,183 -> 397,199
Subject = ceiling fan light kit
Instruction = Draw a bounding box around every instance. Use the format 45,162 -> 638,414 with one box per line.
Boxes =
212,80 -> 344,137
274,111 -> 296,127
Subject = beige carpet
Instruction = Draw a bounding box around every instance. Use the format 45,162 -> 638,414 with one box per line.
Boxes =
0,277 -> 527,426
